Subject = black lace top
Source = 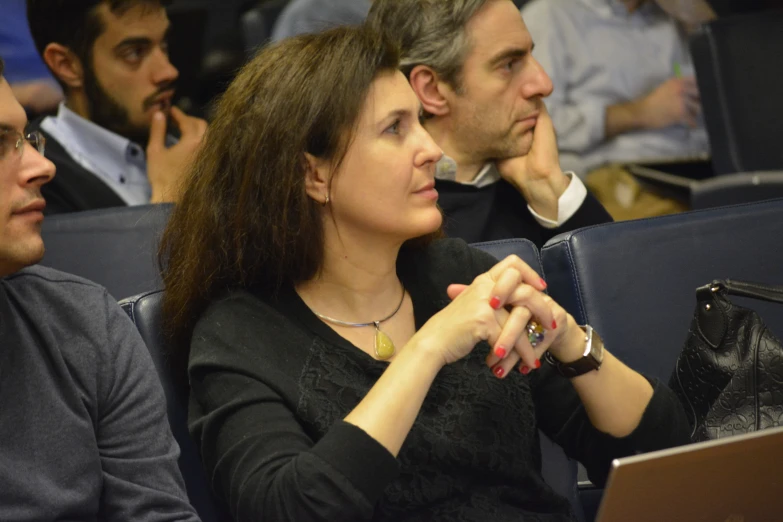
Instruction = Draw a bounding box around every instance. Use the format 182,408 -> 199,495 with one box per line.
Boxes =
188,239 -> 690,522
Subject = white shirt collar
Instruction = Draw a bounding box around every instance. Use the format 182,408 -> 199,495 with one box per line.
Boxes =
48,103 -> 147,180
434,155 -> 500,189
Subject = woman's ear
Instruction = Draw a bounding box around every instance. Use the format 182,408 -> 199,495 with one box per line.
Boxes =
304,152 -> 331,205
409,64 -> 450,117
42,43 -> 84,90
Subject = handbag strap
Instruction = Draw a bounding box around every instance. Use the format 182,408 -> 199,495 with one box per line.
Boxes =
713,280 -> 783,304
695,280 -> 783,349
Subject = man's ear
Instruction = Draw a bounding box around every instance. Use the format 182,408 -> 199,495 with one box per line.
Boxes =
408,64 -> 451,117
303,152 -> 332,205
42,43 -> 85,90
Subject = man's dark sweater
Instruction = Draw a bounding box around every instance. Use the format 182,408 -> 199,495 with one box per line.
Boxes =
436,178 -> 612,247
0,266 -> 199,522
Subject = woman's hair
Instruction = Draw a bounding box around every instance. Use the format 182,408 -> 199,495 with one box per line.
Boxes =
159,25 -> 433,375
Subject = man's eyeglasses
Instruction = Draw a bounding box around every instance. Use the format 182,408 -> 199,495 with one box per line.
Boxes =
0,128 -> 46,161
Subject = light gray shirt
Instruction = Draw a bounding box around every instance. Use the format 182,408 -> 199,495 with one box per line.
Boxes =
40,104 -> 154,205
271,0 -> 370,41
522,0 -> 710,175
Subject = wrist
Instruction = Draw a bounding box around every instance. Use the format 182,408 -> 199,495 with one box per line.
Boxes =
628,97 -> 651,130
548,316 -> 588,363
404,332 -> 448,373
514,169 -> 568,221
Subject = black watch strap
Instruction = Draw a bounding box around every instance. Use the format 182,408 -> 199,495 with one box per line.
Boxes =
544,350 -> 600,378
543,325 -> 603,378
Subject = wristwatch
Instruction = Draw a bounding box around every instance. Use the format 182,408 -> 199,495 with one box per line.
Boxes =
544,325 -> 604,378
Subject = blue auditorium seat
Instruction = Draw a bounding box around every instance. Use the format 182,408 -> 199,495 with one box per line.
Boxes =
121,290 -> 229,522
542,198 -> 783,382
39,204 -> 172,299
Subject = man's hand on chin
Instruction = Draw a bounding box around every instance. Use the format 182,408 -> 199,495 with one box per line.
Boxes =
497,106 -> 570,221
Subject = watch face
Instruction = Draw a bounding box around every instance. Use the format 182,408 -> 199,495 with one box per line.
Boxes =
590,330 -> 605,365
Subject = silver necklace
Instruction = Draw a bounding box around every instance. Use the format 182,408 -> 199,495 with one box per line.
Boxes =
312,288 -> 406,360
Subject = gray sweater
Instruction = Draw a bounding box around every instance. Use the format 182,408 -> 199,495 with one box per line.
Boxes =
0,265 -> 199,522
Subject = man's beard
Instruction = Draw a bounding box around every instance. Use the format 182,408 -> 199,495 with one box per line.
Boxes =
83,65 -> 175,146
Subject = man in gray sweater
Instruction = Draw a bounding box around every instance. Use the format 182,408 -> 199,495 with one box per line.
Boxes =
0,57 -> 200,522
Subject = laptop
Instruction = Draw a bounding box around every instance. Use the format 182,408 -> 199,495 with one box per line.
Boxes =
596,426 -> 783,522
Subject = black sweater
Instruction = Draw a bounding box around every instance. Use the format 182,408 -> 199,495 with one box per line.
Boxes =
188,239 -> 690,522
436,178 -> 613,247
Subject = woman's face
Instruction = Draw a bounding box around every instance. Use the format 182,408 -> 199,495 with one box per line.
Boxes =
327,70 -> 444,243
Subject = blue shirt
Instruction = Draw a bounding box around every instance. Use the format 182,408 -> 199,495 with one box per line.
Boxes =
0,0 -> 54,84
40,104 -> 153,206
271,0 -> 370,41
522,0 -> 710,175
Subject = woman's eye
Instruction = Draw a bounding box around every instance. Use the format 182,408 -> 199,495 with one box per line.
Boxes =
385,120 -> 401,135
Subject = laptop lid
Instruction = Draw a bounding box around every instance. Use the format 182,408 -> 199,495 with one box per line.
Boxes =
596,427 -> 783,522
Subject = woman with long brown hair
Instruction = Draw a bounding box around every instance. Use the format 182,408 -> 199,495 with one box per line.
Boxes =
159,25 -> 689,522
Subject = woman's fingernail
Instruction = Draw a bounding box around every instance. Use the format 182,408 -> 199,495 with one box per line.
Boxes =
494,366 -> 505,378
535,359 -> 541,369
495,346 -> 507,359
520,365 -> 530,375
489,296 -> 501,310
552,320 -> 557,329
539,278 -> 547,289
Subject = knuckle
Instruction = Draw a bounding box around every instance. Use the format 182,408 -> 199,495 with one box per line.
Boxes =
516,285 -> 533,300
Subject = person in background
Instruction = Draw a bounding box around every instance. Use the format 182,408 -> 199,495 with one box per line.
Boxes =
365,0 -> 612,247
0,56 -> 200,522
521,0 -> 716,175
0,0 -> 63,115
158,25 -> 690,521
271,0 -> 372,41
26,0 -> 207,214
519,0 -> 717,219
270,0 -> 537,42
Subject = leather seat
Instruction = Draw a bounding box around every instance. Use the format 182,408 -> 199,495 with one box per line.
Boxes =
542,198 -> 783,382
39,204 -> 171,300
691,9 -> 783,175
121,291 -> 228,522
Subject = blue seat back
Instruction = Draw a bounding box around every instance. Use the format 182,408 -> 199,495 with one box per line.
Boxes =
120,291 -> 228,522
542,199 -> 783,382
472,239 -> 584,522
40,205 -> 171,299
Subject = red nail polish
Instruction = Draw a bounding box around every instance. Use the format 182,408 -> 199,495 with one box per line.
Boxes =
535,359 -> 541,369
494,366 -> 505,378
539,278 -> 548,289
552,320 -> 557,329
495,346 -> 507,359
521,365 -> 530,375
489,296 -> 501,310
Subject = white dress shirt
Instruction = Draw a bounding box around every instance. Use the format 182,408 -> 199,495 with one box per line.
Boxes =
40,104 -> 153,206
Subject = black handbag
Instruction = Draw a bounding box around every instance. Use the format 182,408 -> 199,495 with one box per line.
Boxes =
669,279 -> 783,442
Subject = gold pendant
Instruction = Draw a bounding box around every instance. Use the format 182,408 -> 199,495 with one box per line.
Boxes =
373,322 -> 395,360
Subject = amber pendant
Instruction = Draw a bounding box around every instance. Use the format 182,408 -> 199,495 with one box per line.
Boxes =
373,322 -> 395,360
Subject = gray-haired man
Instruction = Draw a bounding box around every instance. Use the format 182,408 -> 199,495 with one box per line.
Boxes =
367,0 -> 612,247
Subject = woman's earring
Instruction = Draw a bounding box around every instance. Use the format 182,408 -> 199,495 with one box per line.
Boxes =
323,195 -> 330,207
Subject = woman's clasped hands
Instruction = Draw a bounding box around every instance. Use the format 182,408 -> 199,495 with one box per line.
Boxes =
413,255 -> 574,378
